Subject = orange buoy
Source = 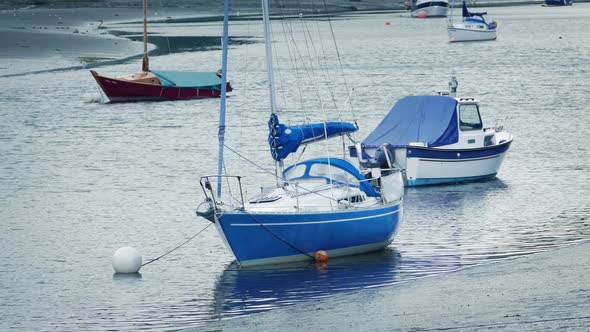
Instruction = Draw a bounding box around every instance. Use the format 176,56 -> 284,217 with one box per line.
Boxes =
314,250 -> 328,263
385,20 -> 391,25
417,11 -> 427,19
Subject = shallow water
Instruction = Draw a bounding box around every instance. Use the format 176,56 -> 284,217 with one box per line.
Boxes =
0,4 -> 589,331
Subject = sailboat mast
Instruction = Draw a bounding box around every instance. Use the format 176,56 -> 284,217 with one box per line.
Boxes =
261,0 -> 278,114
261,0 -> 284,186
449,0 -> 453,24
142,0 -> 149,72
216,0 -> 230,197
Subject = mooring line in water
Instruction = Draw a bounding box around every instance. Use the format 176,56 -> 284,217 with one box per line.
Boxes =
244,211 -> 315,260
141,222 -> 213,267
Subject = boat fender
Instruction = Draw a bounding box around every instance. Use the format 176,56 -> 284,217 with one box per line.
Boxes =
489,21 -> 497,29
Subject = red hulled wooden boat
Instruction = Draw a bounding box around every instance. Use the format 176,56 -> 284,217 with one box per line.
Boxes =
90,0 -> 231,103
91,70 -> 232,103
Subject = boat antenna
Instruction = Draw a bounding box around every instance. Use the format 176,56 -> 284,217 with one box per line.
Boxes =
142,0 -> 149,72
262,0 -> 284,187
216,0 -> 230,197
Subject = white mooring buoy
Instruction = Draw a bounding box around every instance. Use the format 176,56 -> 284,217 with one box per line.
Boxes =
112,246 -> 142,274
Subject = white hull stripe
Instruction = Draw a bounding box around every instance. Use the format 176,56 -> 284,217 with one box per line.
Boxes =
417,154 -> 502,162
230,208 -> 400,227
449,28 -> 496,33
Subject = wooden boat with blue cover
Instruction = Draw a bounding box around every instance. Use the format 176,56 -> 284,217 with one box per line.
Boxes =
90,0 -> 230,103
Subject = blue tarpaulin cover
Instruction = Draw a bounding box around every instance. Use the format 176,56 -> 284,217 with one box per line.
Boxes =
151,70 -> 222,89
268,113 -> 358,161
363,95 -> 459,148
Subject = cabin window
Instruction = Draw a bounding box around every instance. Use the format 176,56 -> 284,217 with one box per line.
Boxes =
308,164 -> 359,186
459,104 -> 483,131
284,164 -> 306,180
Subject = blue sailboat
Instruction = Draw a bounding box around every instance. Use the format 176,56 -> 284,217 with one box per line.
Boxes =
447,0 -> 497,42
196,0 -> 404,267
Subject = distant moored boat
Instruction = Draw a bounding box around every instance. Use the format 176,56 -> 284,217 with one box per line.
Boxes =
354,77 -> 513,187
90,0 -> 231,103
447,0 -> 497,42
543,0 -> 572,6
411,0 -> 449,18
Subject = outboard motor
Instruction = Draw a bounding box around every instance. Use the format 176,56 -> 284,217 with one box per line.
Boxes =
360,143 -> 396,178
373,143 -> 395,171
358,143 -> 403,202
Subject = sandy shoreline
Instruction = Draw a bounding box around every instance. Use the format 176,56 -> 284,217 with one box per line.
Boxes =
0,0 -> 556,77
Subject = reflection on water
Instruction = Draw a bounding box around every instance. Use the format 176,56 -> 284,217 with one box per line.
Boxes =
399,178 -> 589,271
211,249 -> 401,319
112,272 -> 143,281
112,32 -> 258,55
208,178 -> 586,321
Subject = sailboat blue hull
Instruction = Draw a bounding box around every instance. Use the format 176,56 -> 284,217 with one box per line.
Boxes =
216,203 -> 402,266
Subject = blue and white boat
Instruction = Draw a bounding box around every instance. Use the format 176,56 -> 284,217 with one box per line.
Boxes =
543,0 -> 572,6
355,77 -> 513,187
447,1 -> 497,42
196,0 -> 404,267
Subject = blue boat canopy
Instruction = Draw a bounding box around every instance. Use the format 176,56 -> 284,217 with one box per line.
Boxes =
283,158 -> 379,197
362,95 -> 459,148
151,70 -> 223,89
268,113 -> 358,161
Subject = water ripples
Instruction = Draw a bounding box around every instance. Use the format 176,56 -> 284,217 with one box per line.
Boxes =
1,5 -> 589,331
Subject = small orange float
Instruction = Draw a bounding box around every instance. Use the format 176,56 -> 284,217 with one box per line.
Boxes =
314,250 -> 328,263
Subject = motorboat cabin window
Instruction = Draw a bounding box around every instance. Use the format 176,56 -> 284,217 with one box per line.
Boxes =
459,104 -> 483,131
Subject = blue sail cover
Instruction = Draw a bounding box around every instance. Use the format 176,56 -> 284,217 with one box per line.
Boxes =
268,113 -> 358,161
462,0 -> 487,18
151,70 -> 222,89
363,95 -> 459,148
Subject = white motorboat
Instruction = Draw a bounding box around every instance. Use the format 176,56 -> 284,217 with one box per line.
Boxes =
354,77 -> 513,187
411,0 -> 449,18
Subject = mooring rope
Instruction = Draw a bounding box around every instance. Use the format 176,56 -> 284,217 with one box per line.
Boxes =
141,222 -> 212,267
243,211 -> 315,259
